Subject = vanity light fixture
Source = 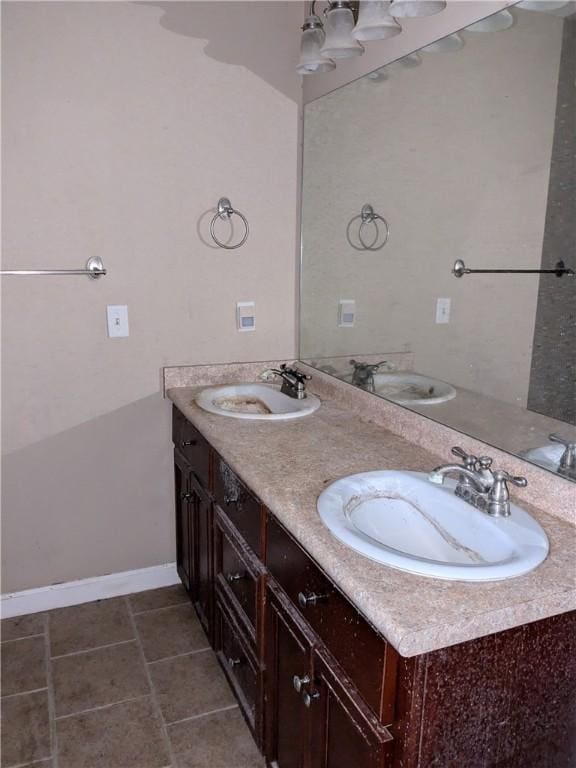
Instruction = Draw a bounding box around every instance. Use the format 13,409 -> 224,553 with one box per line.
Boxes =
422,32 -> 464,53
465,9 -> 514,32
297,14 -> 336,74
320,1 -> 365,59
517,1 -> 568,9
389,0 -> 446,18
352,1 -> 402,41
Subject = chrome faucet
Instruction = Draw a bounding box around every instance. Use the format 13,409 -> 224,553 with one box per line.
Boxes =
261,364 -> 311,400
349,359 -> 387,392
429,446 -> 527,518
549,434 -> 576,480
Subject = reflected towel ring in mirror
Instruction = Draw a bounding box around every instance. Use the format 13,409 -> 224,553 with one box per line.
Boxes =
346,203 -> 390,251
209,197 -> 249,249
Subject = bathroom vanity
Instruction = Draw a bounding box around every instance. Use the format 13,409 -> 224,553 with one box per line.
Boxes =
168,378 -> 575,768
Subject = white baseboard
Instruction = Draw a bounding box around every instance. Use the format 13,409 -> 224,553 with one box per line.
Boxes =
1,562 -> 180,618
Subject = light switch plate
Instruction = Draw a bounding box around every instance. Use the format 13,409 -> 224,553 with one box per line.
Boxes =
338,299 -> 356,327
107,305 -> 129,337
237,301 -> 256,332
436,298 -> 451,324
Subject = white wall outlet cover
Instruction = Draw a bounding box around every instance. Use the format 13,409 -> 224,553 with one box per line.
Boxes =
237,301 -> 256,332
107,305 -> 129,337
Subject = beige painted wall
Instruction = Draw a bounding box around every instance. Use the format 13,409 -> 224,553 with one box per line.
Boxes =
301,9 -> 562,407
1,1 -> 302,592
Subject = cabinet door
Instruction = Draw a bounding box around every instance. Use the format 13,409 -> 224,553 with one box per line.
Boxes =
265,581 -> 315,768
174,449 -> 196,597
193,473 -> 213,637
309,647 -> 394,768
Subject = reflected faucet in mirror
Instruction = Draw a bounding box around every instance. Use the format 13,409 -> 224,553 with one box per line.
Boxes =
349,359 -> 387,392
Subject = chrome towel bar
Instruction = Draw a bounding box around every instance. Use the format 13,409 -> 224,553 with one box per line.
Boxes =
0,256 -> 107,279
453,258 -> 573,278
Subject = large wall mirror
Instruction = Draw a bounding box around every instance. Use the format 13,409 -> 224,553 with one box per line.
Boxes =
300,4 -> 576,481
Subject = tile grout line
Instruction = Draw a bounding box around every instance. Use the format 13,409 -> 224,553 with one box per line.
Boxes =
164,702 -> 239,727
1,686 -> 49,700
54,693 -> 152,721
1,632 -> 46,644
4,758 -> 55,768
146,646 -> 212,666
50,637 -> 136,660
131,600 -> 191,616
44,614 -> 60,768
124,596 -> 178,768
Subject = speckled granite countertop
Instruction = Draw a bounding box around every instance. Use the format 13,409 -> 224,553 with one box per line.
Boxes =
167,383 -> 576,658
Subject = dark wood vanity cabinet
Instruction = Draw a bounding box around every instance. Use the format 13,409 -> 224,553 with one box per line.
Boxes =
173,448 -> 212,637
171,405 -> 576,768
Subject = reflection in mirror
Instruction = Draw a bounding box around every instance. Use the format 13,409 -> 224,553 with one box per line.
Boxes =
300,5 -> 576,481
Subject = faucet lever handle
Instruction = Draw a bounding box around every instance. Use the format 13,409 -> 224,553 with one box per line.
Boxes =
493,470 -> 528,488
451,446 -> 478,469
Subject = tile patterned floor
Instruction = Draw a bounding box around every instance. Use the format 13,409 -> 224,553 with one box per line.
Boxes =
0,586 -> 264,768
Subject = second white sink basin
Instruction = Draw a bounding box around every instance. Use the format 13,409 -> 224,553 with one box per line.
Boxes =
372,372 -> 456,405
196,383 -> 321,421
317,471 -> 548,581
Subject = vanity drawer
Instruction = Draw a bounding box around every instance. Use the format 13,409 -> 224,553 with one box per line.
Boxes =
266,514 -> 392,718
214,597 -> 260,737
172,406 -> 210,489
214,506 -> 263,642
213,456 -> 262,556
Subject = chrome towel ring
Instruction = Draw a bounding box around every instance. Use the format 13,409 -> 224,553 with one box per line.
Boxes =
346,204 -> 390,251
210,197 -> 249,249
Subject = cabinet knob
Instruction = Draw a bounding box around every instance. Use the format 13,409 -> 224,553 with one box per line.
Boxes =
181,440 -> 197,447
292,674 -> 310,693
180,491 -> 193,501
226,572 -> 247,583
303,690 -> 320,707
298,591 -> 328,608
227,657 -> 242,668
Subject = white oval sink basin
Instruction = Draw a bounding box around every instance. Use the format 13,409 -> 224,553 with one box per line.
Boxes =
196,383 -> 321,421
372,373 -> 456,405
317,471 -> 548,581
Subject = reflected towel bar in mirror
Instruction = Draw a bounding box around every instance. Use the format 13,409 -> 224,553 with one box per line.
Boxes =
0,256 -> 107,279
452,259 -> 574,278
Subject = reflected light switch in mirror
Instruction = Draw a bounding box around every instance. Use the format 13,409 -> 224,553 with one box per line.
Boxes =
339,299 -> 356,327
436,298 -> 451,324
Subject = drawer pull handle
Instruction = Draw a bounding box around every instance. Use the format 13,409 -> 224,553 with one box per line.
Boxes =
227,656 -> 242,668
298,591 -> 328,608
226,572 -> 247,583
303,690 -> 320,708
292,674 -> 310,693
181,440 -> 197,447
180,492 -> 194,501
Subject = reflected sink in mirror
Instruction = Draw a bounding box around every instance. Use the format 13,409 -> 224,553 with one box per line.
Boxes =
317,471 -> 549,581
371,372 -> 456,406
196,383 -> 321,421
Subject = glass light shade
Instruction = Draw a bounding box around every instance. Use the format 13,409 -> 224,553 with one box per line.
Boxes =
466,9 -> 514,32
353,1 -> 402,41
422,32 -> 465,53
389,0 -> 446,18
399,51 -> 422,67
297,22 -> 336,74
517,1 -> 568,9
320,7 -> 365,60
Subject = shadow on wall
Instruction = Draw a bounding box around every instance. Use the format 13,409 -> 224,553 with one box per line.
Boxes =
1,393 -> 174,594
140,1 -> 302,102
